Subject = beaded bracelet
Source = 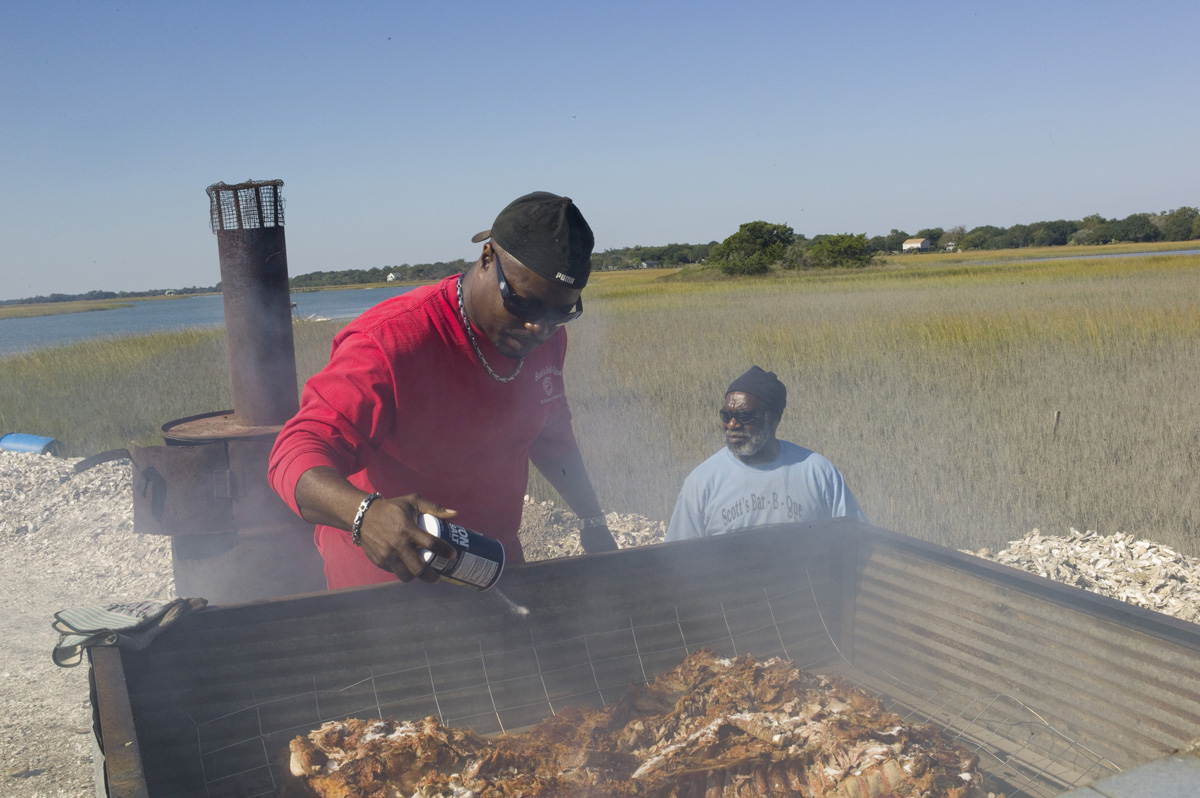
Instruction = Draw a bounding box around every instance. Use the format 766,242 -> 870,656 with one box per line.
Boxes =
578,514 -> 608,530
351,492 -> 383,546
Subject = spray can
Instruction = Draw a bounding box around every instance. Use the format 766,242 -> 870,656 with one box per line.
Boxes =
419,514 -> 505,591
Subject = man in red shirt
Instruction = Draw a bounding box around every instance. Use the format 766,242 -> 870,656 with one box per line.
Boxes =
268,192 -> 617,589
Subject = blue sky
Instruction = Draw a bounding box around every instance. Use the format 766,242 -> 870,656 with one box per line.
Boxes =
2,0 -> 1198,300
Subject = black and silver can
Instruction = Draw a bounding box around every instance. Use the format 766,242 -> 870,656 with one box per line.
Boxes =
419,514 -> 505,591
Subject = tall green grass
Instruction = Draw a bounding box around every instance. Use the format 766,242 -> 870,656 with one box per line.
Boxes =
3,253 -> 1197,557
0,322 -> 339,451
564,253 -> 1200,555
0,330 -> 232,449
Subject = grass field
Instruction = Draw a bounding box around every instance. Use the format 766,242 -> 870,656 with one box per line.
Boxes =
3,249 -> 1197,557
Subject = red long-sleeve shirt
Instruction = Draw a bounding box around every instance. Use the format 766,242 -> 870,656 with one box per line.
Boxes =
268,275 -> 579,588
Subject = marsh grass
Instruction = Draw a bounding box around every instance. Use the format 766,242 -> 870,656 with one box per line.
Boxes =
563,253 -> 1200,555
0,330 -> 233,449
0,321 -> 355,453
3,253 -> 1197,556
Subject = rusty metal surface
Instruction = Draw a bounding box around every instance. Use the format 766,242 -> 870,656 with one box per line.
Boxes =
843,523 -> 1200,787
91,647 -> 149,798
160,410 -> 283,443
130,441 -> 232,537
216,226 -> 299,428
131,430 -> 315,537
131,419 -> 326,602
90,522 -> 1200,797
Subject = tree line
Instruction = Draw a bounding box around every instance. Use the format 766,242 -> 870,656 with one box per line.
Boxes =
289,259 -> 472,288
708,206 -> 1200,275
7,206 -> 1197,304
881,206 -> 1200,253
0,285 -> 218,307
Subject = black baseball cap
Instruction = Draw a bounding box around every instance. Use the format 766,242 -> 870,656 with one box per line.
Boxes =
471,192 -> 594,289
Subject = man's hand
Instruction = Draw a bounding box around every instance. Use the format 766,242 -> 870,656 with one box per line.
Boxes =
580,524 -> 618,554
294,468 -> 459,582
357,493 -> 459,582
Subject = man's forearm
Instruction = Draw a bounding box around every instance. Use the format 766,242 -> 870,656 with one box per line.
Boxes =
533,449 -> 617,553
293,466 -> 370,530
533,448 -> 602,519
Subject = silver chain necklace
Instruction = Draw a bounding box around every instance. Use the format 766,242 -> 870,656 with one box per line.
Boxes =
457,275 -> 523,383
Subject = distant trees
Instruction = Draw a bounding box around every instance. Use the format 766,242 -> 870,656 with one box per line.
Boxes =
949,208 -> 1199,250
591,242 -> 713,271
0,284 -> 217,307
289,260 -> 470,288
1157,206 -> 1200,241
706,223 -> 879,273
866,229 -> 911,253
959,225 -> 1009,249
872,206 -> 1198,253
1029,220 -> 1076,247
792,233 -> 877,269
1069,213 -> 1163,246
1069,215 -> 1112,246
1116,214 -> 1162,243
703,204 -> 1197,268
711,221 -> 796,275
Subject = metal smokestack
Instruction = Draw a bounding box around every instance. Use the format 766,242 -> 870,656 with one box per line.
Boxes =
125,180 -> 325,605
206,180 -> 299,426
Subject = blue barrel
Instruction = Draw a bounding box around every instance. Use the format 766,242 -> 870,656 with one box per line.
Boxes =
0,433 -> 64,456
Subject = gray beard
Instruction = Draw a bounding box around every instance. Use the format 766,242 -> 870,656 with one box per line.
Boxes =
727,425 -> 774,459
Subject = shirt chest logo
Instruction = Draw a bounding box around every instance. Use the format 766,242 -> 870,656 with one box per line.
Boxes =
535,366 -> 564,404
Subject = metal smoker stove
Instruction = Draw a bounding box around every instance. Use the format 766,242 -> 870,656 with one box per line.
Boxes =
128,179 -> 325,604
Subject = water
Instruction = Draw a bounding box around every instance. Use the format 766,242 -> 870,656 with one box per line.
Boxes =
0,285 -> 420,357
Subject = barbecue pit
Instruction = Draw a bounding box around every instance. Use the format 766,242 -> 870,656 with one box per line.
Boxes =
91,520 -> 1200,797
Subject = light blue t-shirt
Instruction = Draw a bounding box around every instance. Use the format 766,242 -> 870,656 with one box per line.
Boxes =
665,440 -> 866,540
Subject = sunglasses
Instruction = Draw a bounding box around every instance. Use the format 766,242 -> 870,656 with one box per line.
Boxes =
719,409 -> 762,425
494,252 -> 583,325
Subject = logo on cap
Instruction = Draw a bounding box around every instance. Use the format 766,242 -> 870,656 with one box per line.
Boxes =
555,272 -> 576,285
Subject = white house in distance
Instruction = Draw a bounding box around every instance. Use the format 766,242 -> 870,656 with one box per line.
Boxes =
386,272 -> 397,282
902,237 -> 930,253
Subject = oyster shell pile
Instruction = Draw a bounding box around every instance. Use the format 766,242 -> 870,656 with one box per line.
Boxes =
972,528 -> 1200,623
518,496 -> 667,561
286,651 -> 984,798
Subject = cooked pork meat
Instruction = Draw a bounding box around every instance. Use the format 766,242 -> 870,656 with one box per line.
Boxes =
283,650 -> 984,797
